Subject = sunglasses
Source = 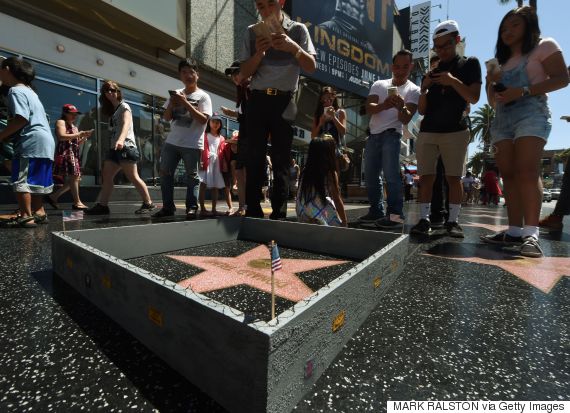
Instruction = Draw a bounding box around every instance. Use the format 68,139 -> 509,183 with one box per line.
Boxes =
432,39 -> 456,51
105,88 -> 118,93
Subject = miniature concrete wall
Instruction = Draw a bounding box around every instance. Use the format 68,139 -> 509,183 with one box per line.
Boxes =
52,218 -> 408,413
263,236 -> 408,413
52,226 -> 269,413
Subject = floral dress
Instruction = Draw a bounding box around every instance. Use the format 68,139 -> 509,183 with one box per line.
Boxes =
53,123 -> 81,176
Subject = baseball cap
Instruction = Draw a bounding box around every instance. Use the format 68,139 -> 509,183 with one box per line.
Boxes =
62,104 -> 82,114
433,20 -> 460,40
210,113 -> 222,121
224,60 -> 241,76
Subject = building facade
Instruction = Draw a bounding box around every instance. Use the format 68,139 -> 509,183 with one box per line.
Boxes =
1,0 -> 414,191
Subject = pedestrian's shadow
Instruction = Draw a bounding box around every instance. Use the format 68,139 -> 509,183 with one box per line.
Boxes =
424,242 -> 522,261
541,228 -> 570,242
32,269 -> 226,413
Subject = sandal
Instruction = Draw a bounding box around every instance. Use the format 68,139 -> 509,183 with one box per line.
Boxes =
225,208 -> 235,216
33,214 -> 49,225
231,207 -> 246,217
0,215 -> 37,228
0,209 -> 21,222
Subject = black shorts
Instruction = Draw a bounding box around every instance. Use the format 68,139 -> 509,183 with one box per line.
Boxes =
107,146 -> 140,164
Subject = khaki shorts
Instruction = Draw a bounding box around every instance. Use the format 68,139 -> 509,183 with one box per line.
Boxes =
416,130 -> 470,177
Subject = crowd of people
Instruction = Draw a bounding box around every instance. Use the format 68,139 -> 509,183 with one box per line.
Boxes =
0,1 -> 569,258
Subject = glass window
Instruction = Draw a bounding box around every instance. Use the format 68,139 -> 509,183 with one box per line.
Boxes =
0,49 -> 16,59
130,104 -> 155,181
35,80 -> 100,179
32,60 -> 97,91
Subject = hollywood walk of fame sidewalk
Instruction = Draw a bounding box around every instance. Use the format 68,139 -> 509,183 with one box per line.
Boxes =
0,199 -> 568,412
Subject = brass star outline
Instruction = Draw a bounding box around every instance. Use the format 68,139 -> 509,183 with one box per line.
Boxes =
170,245 -> 348,302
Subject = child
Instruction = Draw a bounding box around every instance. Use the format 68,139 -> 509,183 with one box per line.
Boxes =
198,115 -> 232,216
46,104 -> 93,210
0,57 -> 55,228
296,135 -> 347,227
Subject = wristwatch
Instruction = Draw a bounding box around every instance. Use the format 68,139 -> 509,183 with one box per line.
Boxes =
400,105 -> 408,114
522,86 -> 531,97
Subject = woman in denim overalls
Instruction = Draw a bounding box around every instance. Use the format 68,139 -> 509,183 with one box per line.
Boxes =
482,6 -> 568,257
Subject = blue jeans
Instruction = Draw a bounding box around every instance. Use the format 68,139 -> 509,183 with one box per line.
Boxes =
364,129 -> 403,218
159,143 -> 200,211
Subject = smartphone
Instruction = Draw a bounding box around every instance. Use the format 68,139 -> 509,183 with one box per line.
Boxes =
493,83 -> 507,93
168,90 -> 178,96
429,68 -> 442,78
485,58 -> 499,74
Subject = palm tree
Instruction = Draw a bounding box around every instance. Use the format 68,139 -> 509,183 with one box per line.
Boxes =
467,151 -> 486,176
469,104 -> 495,152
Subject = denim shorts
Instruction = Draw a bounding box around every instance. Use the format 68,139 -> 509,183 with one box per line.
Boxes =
490,96 -> 551,143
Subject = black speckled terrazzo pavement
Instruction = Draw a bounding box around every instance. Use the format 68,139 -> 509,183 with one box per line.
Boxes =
0,201 -> 568,412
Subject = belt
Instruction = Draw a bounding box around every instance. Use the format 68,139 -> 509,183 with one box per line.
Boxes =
252,88 -> 292,96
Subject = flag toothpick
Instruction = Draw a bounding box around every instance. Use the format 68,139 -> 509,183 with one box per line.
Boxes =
270,240 -> 282,320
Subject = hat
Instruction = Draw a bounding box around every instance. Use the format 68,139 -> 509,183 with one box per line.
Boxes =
210,113 -> 222,122
433,20 -> 460,40
224,60 -> 241,76
62,104 -> 82,114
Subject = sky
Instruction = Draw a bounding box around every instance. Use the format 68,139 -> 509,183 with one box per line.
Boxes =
400,0 -> 570,158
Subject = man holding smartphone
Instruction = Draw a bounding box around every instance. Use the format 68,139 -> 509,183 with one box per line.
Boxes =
358,49 -> 420,228
152,58 -> 212,219
411,20 -> 482,237
239,0 -> 316,219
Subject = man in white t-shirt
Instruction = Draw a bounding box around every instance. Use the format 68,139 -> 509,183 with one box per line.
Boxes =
152,58 -> 213,219
358,50 -> 420,228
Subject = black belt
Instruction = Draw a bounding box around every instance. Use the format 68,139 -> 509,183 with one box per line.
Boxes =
252,88 -> 292,96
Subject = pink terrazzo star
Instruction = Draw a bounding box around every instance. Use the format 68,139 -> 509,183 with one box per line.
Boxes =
462,222 -> 507,232
461,212 -> 509,221
426,251 -> 570,293
170,245 -> 348,302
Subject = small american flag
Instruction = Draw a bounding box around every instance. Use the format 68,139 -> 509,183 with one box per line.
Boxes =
62,210 -> 84,222
271,244 -> 282,272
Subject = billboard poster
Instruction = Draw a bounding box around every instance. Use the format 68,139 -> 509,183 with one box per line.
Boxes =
291,0 -> 394,97
410,1 -> 431,60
